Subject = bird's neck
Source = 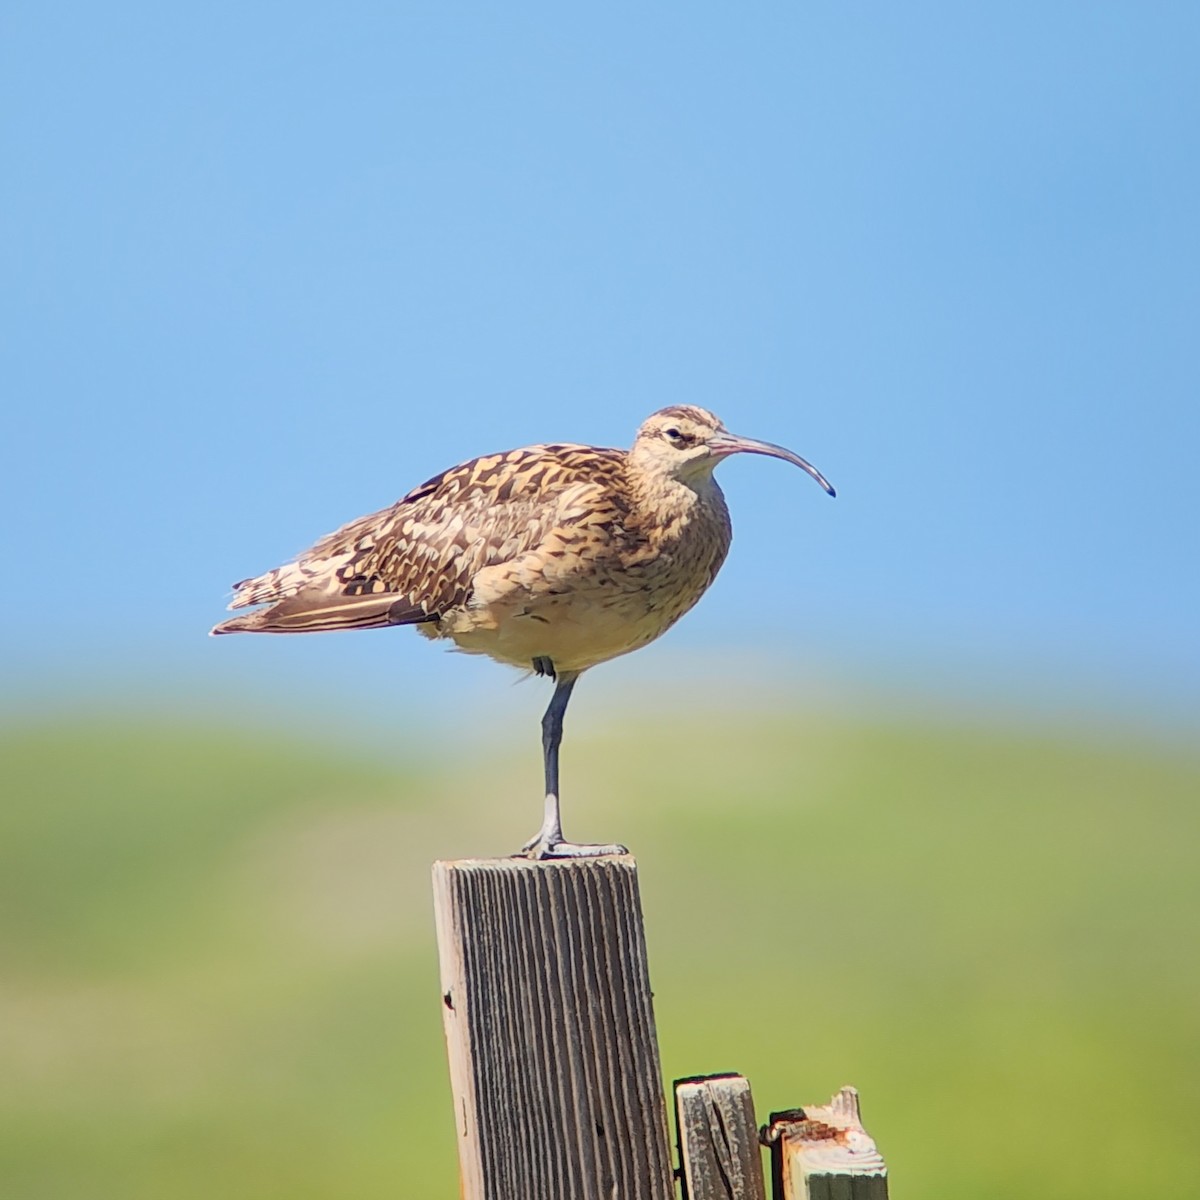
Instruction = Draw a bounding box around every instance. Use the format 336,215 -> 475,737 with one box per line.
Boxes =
624,459 -> 725,521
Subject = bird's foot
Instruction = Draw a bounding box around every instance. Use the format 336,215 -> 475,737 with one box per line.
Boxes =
514,835 -> 629,861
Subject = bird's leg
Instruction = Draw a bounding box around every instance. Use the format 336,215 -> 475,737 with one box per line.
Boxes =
517,670 -> 628,860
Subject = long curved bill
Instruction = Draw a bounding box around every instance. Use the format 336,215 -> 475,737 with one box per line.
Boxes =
707,431 -> 836,497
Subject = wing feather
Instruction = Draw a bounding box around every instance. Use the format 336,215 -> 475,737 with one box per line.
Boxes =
211,443 -> 625,636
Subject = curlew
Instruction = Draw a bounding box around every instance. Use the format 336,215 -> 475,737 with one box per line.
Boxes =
212,406 -> 834,858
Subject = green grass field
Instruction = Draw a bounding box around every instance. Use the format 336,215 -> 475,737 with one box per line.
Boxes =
2,707 -> 1197,1198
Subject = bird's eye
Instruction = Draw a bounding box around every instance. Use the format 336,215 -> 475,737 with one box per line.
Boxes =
664,427 -> 684,443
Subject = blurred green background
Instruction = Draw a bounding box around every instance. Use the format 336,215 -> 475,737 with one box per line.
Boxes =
2,703 -> 1196,1198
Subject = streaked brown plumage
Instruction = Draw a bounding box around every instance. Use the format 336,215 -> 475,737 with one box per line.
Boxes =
212,405 -> 834,857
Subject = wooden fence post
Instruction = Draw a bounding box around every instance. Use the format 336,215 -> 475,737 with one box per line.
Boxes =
760,1087 -> 888,1200
432,855 -> 675,1200
675,1073 -> 767,1200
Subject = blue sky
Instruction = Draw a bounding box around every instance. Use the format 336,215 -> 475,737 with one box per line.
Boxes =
3,4 -> 1197,734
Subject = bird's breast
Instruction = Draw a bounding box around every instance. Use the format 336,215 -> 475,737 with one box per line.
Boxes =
430,478 -> 732,673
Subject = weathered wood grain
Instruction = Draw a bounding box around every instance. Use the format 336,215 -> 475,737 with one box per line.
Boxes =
675,1073 -> 767,1200
761,1088 -> 888,1200
432,855 -> 674,1200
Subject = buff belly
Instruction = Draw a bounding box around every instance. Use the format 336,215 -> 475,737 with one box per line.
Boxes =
419,585 -> 701,674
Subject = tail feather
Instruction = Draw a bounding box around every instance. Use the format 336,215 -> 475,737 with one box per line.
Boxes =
227,560 -> 320,610
211,590 -> 437,635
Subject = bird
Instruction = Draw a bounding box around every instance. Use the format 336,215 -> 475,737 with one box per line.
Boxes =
211,405 -> 834,859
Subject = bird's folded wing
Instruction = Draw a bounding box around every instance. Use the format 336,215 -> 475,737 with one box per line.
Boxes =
212,443 -> 624,636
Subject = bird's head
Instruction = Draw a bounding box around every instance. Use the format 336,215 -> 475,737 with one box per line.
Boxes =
630,405 -> 836,496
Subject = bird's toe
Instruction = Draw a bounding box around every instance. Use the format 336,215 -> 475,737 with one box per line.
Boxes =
514,838 -> 629,861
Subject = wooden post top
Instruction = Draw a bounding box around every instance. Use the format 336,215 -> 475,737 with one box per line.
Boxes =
761,1087 -> 888,1199
433,853 -> 637,871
